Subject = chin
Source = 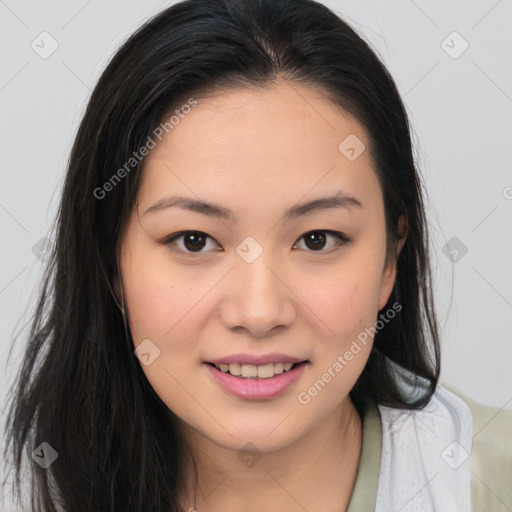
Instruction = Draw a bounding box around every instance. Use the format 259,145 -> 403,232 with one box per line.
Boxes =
217,430 -> 300,455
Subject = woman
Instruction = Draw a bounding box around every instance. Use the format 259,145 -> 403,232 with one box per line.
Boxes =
3,0 -> 511,510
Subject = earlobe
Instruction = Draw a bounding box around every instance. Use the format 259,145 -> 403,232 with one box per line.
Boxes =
378,215 -> 408,311
396,215 -> 408,254
378,262 -> 397,311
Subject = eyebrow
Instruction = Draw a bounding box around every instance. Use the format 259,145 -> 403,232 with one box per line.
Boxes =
142,192 -> 363,222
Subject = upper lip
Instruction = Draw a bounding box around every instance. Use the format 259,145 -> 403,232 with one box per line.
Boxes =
206,353 -> 308,366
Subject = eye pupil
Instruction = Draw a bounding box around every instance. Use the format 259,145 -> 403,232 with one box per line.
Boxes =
304,231 -> 326,250
184,232 -> 206,251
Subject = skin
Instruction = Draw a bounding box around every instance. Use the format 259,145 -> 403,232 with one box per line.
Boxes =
116,79 -> 407,512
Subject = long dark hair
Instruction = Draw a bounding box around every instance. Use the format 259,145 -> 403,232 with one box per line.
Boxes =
3,0 -> 440,510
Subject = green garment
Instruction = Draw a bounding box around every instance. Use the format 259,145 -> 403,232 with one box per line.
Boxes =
346,384 -> 512,511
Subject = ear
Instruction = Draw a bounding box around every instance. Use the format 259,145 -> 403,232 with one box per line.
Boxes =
378,215 -> 408,311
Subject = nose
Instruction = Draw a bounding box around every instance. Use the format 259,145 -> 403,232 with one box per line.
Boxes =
219,251 -> 296,338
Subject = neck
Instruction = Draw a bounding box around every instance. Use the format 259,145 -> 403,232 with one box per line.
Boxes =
177,396 -> 363,512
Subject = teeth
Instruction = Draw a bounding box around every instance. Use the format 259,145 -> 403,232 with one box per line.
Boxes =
214,362 -> 300,379
274,363 -> 284,374
257,363 -> 274,379
241,364 -> 258,378
229,363 -> 241,376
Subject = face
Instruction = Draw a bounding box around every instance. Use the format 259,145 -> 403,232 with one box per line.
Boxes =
117,80 -> 403,453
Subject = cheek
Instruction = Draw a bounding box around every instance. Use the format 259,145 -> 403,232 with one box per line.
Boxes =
299,255 -> 383,340
295,271 -> 378,414
295,248 -> 384,401
120,251 -> 209,418
121,247 -> 208,342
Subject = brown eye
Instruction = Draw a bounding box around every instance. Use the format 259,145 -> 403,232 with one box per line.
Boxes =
304,231 -> 327,250
162,229 -> 351,256
164,231 -> 220,254
294,230 -> 351,252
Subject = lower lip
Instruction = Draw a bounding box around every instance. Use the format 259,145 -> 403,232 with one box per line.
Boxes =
205,362 -> 309,400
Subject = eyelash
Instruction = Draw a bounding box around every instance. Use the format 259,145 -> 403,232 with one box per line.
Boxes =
162,230 -> 352,256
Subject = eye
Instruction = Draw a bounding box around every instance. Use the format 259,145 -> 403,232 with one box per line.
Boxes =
293,230 -> 351,253
162,230 -> 351,255
163,231 -> 220,255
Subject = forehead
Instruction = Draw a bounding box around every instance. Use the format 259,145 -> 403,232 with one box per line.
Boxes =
138,81 -> 381,213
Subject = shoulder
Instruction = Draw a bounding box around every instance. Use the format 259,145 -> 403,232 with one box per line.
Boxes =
376,383 -> 473,511
378,381 -> 474,447
443,383 -> 512,512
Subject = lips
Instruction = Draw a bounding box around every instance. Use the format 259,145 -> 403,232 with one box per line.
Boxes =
205,360 -> 310,400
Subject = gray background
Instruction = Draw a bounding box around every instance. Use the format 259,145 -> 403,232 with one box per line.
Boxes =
1,0 -> 511,508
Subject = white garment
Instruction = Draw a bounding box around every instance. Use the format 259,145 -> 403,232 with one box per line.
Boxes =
375,362 -> 473,512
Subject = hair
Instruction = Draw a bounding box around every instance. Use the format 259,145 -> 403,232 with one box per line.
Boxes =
2,0 -> 441,510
